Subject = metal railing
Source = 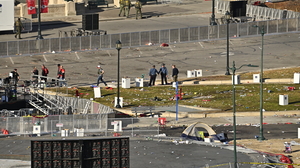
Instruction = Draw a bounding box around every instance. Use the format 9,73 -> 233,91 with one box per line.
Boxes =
1,17 -> 299,57
0,114 -> 108,135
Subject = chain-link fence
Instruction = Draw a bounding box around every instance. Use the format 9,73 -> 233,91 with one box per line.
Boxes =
0,114 -> 108,136
106,118 -> 161,137
0,18 -> 299,57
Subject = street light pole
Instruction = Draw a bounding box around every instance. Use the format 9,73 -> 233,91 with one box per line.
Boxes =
115,40 -> 122,108
229,61 -> 258,168
225,11 -> 231,75
231,61 -> 237,168
36,0 -> 43,40
210,0 -> 217,25
254,25 -> 266,141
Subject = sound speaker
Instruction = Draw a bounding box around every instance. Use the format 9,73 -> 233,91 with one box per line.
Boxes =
230,1 -> 247,17
82,14 -> 99,30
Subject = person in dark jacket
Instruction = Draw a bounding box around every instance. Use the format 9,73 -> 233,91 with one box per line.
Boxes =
32,67 -> 39,83
149,65 -> 158,86
158,63 -> 168,85
41,64 -> 49,82
172,65 -> 179,82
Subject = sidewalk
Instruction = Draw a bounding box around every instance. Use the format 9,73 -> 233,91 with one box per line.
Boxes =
0,0 -> 223,41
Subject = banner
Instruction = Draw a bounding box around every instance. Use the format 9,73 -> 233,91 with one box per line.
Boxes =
41,0 -> 49,13
27,0 -> 36,15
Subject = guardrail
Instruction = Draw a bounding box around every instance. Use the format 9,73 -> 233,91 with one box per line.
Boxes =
0,17 -> 299,57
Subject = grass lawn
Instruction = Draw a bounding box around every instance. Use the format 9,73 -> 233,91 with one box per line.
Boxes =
49,67 -> 300,112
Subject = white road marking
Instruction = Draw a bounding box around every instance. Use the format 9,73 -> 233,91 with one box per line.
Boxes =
75,52 -> 80,59
43,54 -> 48,62
107,50 -> 111,57
198,42 -> 204,48
9,57 -> 14,64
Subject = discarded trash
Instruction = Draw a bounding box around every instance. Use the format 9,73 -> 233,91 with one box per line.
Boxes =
146,42 -> 153,46
160,43 -> 169,47
284,142 -> 292,153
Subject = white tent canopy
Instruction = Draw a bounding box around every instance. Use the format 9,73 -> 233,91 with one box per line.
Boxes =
181,122 -> 217,141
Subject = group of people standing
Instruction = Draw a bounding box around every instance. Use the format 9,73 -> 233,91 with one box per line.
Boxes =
29,64 -> 67,87
95,63 -> 179,87
31,64 -> 49,83
119,0 -> 142,19
148,64 -> 179,86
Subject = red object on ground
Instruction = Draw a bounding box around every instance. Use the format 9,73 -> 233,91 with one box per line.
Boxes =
279,154 -> 294,168
160,43 -> 169,47
288,87 -> 295,91
2,129 -> 9,135
140,114 -> 146,117
262,122 -> 268,125
158,118 -> 166,126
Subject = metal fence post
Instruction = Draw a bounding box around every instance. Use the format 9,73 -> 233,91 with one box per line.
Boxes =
169,29 -> 171,43
139,31 -> 141,46
130,32 -> 132,47
149,31 -> 151,45
70,37 -> 72,51
99,35 -> 102,49
59,38 -> 61,52
178,28 -> 180,43
198,26 -> 200,41
79,36 -> 81,51
5,42 -> 8,56
159,30 -> 161,44
188,27 -> 190,41
17,41 -> 20,55
49,38 -> 51,53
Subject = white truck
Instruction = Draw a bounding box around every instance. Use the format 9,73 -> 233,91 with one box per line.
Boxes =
0,0 -> 14,31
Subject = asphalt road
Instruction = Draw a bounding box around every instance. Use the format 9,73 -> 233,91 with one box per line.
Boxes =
1,33 -> 300,87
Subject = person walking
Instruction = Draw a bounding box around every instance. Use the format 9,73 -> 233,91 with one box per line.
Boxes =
135,0 -> 142,20
11,69 -> 20,85
41,64 -> 49,83
158,63 -> 168,85
57,65 -> 67,87
149,65 -> 158,86
172,65 -> 179,82
118,0 -> 126,17
124,0 -> 131,18
14,18 -> 24,39
97,65 -> 107,86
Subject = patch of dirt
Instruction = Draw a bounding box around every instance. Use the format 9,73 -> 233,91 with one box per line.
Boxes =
265,1 -> 300,12
236,139 -> 300,164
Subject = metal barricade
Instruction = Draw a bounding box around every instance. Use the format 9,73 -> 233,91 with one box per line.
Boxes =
1,17 -> 300,57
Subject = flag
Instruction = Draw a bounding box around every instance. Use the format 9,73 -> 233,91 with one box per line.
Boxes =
41,0 -> 49,13
27,0 -> 36,14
